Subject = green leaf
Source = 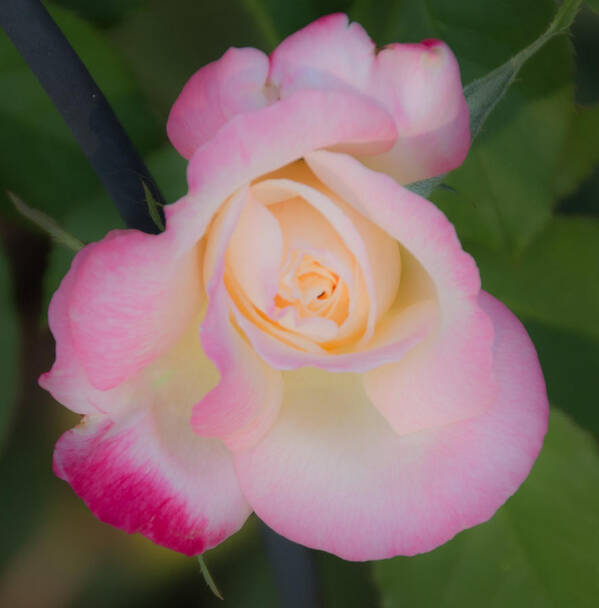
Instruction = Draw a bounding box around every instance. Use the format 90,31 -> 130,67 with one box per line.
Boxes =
554,103 -> 599,199
523,320 -> 599,434
374,410 -> 599,608
7,191 -> 84,252
0,246 -> 19,450
198,555 -> 224,600
402,1 -> 580,240
587,0 -> 599,13
0,6 -> 160,221
141,181 -> 165,232
466,216 -> 599,340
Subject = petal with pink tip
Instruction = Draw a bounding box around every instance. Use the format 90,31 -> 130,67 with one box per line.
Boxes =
53,319 -> 251,556
192,188 -> 283,451
234,292 -> 548,561
167,47 -> 271,159
362,40 -> 470,184
54,412 -> 249,556
306,150 -> 495,433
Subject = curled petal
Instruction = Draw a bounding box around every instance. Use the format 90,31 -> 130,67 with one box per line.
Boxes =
234,292 -> 548,560
167,47 -> 271,159
193,188 -> 284,451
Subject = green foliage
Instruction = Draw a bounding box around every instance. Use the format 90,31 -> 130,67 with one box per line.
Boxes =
198,555 -> 224,600
8,192 -> 84,252
0,5 -> 160,220
374,410 -> 599,608
468,217 -> 599,339
0,247 -> 19,450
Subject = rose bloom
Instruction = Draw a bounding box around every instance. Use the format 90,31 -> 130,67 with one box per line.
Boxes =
40,14 -> 548,560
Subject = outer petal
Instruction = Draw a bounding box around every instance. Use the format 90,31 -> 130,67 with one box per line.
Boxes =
192,188 -> 283,451
234,292 -> 548,561
40,247 -> 110,414
361,40 -> 470,184
167,47 -> 271,159
269,14 -> 469,183
306,150 -> 495,434
65,228 -> 203,391
269,13 -> 374,93
53,322 -> 252,556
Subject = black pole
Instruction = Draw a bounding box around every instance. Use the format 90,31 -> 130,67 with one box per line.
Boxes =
261,525 -> 322,608
1,1 -> 321,605
0,0 -> 164,233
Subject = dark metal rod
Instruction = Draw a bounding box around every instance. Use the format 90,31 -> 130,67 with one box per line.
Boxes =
261,524 -> 322,608
0,0 -> 164,233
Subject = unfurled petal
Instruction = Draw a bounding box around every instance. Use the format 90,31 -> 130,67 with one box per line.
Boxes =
54,412 -> 250,556
234,292 -> 548,560
53,321 -> 251,556
167,47 -> 271,159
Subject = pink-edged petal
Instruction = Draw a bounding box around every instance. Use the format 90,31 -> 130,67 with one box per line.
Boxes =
165,87 -> 397,256
306,150 -> 495,433
167,47 -> 271,159
40,247 -> 107,414
227,195 -> 283,312
234,291 -> 548,561
269,14 -> 374,94
54,412 -> 249,556
67,229 -> 203,391
53,318 -> 251,556
192,188 -> 283,451
361,40 -> 470,184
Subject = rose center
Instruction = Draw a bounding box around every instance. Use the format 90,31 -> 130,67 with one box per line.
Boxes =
274,252 -> 347,325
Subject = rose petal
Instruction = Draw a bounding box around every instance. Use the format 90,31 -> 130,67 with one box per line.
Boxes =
53,321 -> 251,556
306,150 -> 496,433
360,40 -> 470,184
167,47 -> 271,159
45,228 -> 203,392
234,291 -> 548,560
269,13 -> 374,94
227,194 -> 283,313
192,188 -> 284,451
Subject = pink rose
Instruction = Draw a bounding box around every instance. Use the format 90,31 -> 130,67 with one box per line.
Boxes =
40,14 -> 548,560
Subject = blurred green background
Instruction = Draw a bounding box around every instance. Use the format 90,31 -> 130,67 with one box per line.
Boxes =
1,0 -> 598,606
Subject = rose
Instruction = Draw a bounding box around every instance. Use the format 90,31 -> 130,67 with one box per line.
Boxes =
40,14 -> 548,560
